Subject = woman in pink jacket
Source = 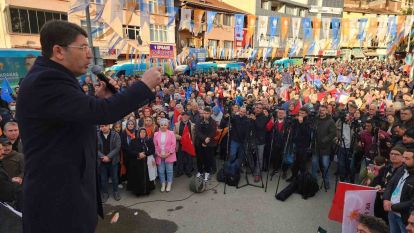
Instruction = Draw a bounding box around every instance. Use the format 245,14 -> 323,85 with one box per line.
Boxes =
153,118 -> 177,192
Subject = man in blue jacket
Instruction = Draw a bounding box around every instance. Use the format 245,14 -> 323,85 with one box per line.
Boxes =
16,21 -> 162,233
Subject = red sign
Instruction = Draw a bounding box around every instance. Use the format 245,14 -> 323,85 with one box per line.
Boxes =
149,44 -> 174,59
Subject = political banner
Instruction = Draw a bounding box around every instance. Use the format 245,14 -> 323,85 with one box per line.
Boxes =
269,16 -> 279,37
179,8 -> 192,31
206,11 -> 217,33
342,190 -> 377,233
235,14 -> 245,40
150,44 -> 174,59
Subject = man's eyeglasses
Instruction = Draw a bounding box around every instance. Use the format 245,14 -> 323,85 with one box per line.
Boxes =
64,45 -> 92,53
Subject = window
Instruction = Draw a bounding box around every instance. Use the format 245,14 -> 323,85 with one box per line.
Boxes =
223,14 -> 232,26
90,0 -> 104,3
9,7 -> 67,34
122,25 -> 140,40
150,24 -> 167,42
213,14 -> 220,25
149,0 -> 165,14
299,9 -> 306,17
224,41 -> 233,48
124,0 -> 140,11
208,40 -> 218,47
80,20 -> 106,38
285,6 -> 295,15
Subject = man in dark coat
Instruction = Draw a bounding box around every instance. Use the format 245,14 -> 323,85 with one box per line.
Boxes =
311,105 -> 336,190
16,21 -> 161,233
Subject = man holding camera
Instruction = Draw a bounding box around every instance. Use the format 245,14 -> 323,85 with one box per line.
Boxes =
312,105 -> 336,190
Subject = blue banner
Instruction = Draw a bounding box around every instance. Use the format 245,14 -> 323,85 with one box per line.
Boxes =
302,17 -> 312,41
357,18 -> 368,41
235,14 -> 245,40
331,18 -> 340,40
269,16 -> 279,37
189,48 -> 207,62
1,79 -> 13,103
206,11 -> 217,33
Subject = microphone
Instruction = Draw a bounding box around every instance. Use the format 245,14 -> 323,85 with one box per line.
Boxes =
91,65 -> 117,94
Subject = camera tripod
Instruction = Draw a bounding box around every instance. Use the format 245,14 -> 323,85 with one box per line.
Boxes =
237,130 -> 264,190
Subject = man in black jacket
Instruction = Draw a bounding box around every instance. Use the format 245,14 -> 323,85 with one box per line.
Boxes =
311,105 -> 336,190
227,107 -> 251,166
383,148 -> 414,232
16,21 -> 161,233
251,103 -> 270,183
287,107 -> 312,181
195,107 -> 217,182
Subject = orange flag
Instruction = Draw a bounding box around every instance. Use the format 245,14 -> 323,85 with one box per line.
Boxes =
313,17 -> 321,41
281,17 -> 290,42
193,9 -> 205,36
245,15 -> 256,45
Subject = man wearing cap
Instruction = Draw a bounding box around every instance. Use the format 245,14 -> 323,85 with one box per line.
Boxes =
174,111 -> 196,178
0,137 -> 24,185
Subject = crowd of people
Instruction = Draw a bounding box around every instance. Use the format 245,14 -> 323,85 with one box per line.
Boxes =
3,54 -> 414,232
83,57 -> 414,232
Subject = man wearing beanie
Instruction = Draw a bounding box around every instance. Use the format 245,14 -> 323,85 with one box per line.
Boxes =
383,148 -> 414,232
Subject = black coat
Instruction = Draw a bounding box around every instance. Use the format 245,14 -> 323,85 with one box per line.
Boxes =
383,166 -> 414,225
16,57 -> 155,233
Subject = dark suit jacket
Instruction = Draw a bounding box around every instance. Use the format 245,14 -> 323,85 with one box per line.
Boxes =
16,56 -> 154,233
383,166 -> 414,225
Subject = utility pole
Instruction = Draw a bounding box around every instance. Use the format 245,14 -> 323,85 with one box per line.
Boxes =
85,4 -> 96,66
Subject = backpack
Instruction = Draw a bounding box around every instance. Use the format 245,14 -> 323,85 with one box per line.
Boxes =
189,176 -> 206,193
223,159 -> 240,187
296,172 -> 319,199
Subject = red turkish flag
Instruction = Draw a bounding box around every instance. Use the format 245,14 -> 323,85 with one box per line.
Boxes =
328,182 -> 376,223
180,124 -> 196,157
173,108 -> 181,124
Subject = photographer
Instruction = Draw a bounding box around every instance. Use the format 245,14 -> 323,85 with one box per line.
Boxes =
250,103 -> 270,183
312,105 -> 336,190
225,107 -> 251,167
266,108 -> 290,176
336,112 -> 354,181
287,107 -> 312,181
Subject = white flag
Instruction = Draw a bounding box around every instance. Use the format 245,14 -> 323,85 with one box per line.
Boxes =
322,18 -> 331,40
257,16 -> 268,46
291,17 -> 301,40
404,15 -> 414,37
179,8 -> 193,32
342,190 -> 377,233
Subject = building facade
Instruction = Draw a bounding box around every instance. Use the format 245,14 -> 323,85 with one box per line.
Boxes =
0,0 -> 69,49
176,0 -> 246,61
0,0 -> 177,66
